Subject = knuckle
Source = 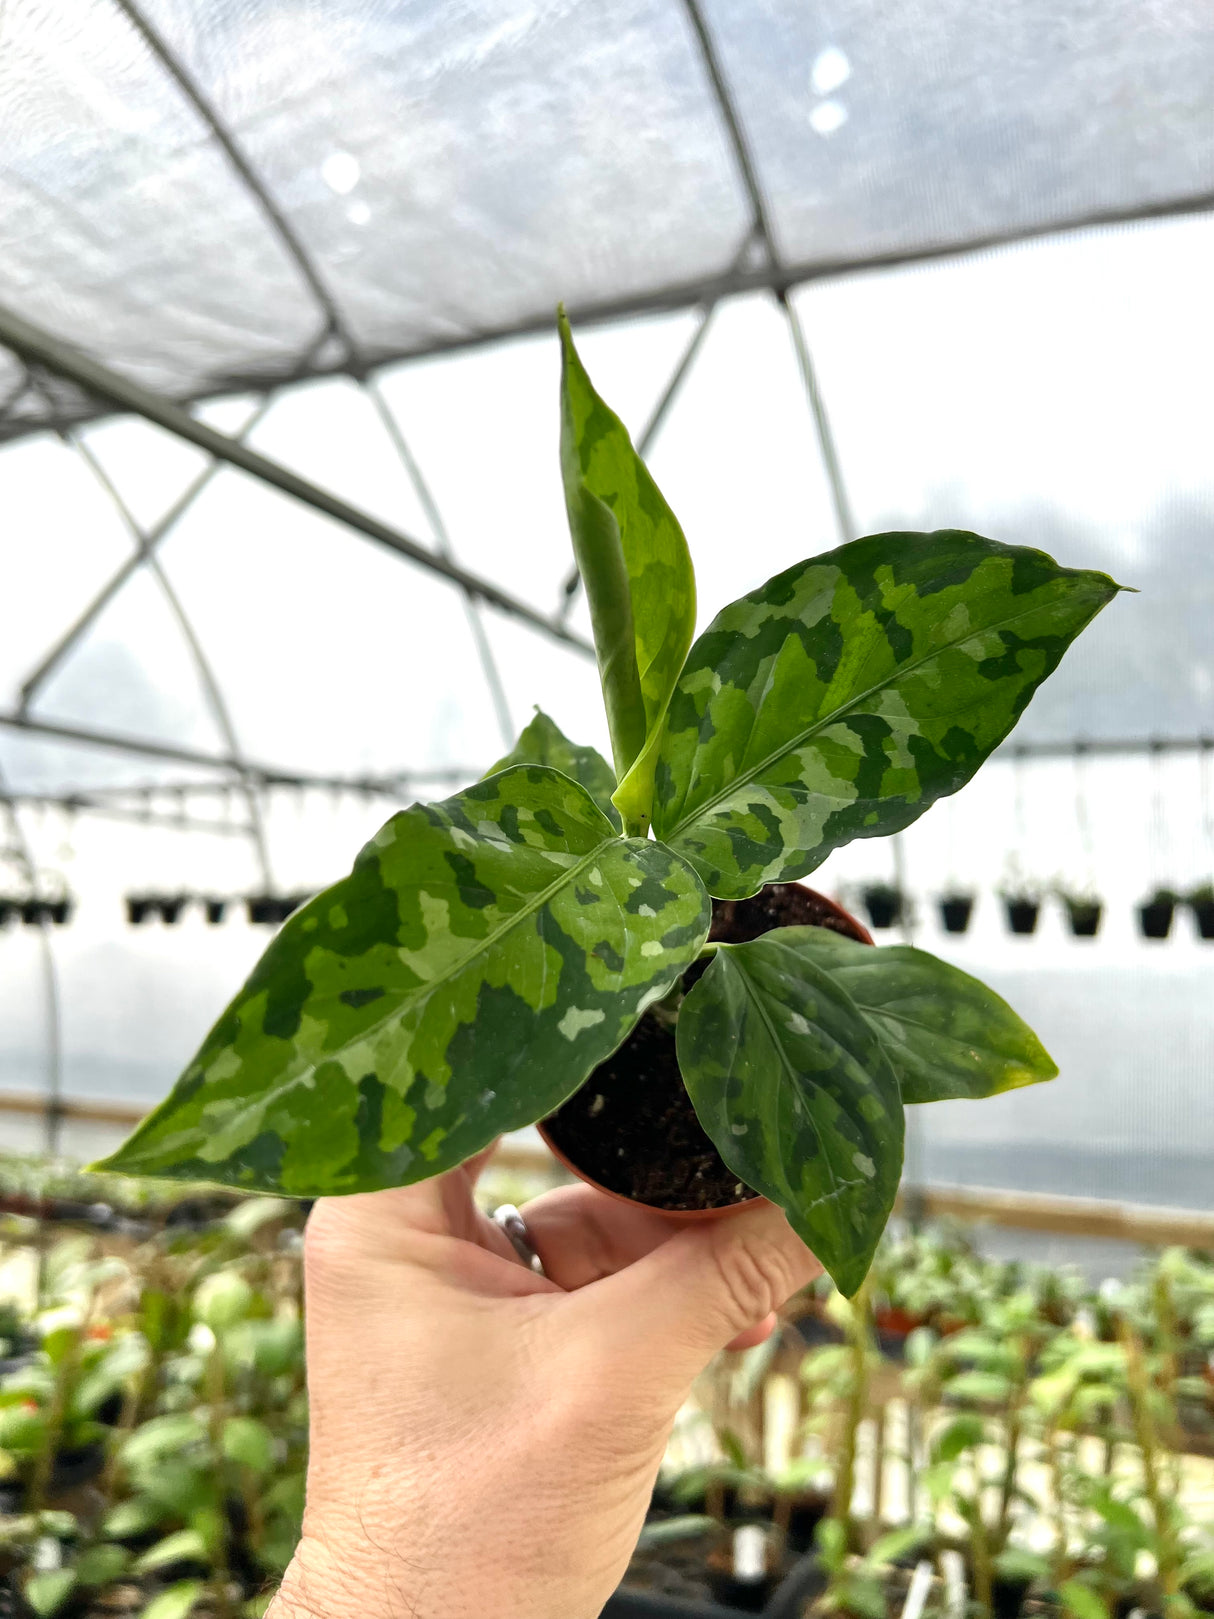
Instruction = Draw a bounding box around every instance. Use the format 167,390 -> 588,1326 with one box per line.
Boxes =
711,1231 -> 797,1329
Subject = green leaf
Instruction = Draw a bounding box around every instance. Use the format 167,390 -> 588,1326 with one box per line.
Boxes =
133,1529 -> 208,1575
97,766 -> 710,1195
676,931 -> 904,1296
74,1544 -> 130,1587
488,708 -> 621,829
222,1416 -> 274,1474
558,310 -> 697,833
1060,1579 -> 1110,1619
931,1413 -> 987,1461
774,929 -> 1057,1103
653,530 -> 1122,898
24,1572 -> 76,1619
138,1582 -> 204,1619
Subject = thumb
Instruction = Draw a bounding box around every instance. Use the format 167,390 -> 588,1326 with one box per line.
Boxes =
571,1200 -> 823,1397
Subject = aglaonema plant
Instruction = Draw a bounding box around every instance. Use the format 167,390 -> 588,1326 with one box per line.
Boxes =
95,310 -> 1125,1295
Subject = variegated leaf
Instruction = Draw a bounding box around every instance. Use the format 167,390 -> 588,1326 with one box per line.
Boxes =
766,927 -> 1058,1103
559,310 -> 697,832
96,767 -> 710,1195
652,531 -> 1122,898
487,707 -> 621,829
676,931 -> 904,1296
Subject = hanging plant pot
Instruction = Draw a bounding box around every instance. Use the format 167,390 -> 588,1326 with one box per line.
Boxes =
1061,895 -> 1102,938
126,895 -> 153,925
1003,895 -> 1040,935
246,895 -> 280,925
157,895 -> 188,925
20,899 -> 51,926
861,883 -> 903,929
539,883 -> 873,1219
1188,889 -> 1214,941
938,893 -> 974,934
0,898 -> 18,927
204,897 -> 227,925
1138,891 -> 1176,940
48,898 -> 72,926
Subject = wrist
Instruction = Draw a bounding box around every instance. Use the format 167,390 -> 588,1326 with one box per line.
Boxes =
269,1531 -> 415,1619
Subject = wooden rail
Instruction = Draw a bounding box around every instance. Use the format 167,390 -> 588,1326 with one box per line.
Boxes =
3,1091 -> 1213,1248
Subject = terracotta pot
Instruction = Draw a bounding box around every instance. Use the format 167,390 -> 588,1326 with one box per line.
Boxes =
537,885 -> 873,1220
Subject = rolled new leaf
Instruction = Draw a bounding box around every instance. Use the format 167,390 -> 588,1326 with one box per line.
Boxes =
488,707 -> 621,830
676,933 -> 904,1296
558,310 -> 697,833
653,531 -> 1123,898
96,766 -> 710,1195
771,926 -> 1058,1103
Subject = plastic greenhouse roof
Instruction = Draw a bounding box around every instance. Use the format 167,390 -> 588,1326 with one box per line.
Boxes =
1,0 -> 1213,441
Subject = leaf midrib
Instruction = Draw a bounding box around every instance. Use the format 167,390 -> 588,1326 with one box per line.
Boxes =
663,593 -> 1082,840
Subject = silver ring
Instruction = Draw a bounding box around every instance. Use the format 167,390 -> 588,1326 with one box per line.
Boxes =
491,1204 -> 545,1276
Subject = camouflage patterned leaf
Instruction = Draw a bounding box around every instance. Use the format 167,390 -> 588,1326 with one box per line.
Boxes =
765,927 -> 1058,1104
676,931 -> 904,1295
652,531 -> 1122,898
96,766 -> 710,1195
559,311 -> 697,833
487,707 -> 621,829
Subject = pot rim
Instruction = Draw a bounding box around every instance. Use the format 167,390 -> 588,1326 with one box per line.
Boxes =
536,884 -> 874,1221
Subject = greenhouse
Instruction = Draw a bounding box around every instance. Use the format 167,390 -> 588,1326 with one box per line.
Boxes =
1,1 -> 1212,1615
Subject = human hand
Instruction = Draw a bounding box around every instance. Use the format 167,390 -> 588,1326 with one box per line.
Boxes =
269,1148 -> 821,1619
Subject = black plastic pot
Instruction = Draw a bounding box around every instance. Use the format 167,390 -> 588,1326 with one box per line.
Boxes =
1138,899 -> 1175,940
604,1592 -> 758,1619
0,898 -> 16,927
1004,896 -> 1040,935
204,897 -> 227,925
1063,898 -> 1102,938
127,895 -> 153,925
862,887 -> 903,929
20,899 -> 50,925
48,899 -> 71,925
246,895 -> 280,925
1189,900 -> 1214,941
939,894 -> 974,934
157,895 -> 187,925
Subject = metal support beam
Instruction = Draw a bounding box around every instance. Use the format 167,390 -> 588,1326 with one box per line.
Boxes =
678,0 -> 857,547
63,431 -> 275,887
0,763 -> 63,1155
364,380 -> 514,748
0,301 -> 593,657
0,709 -> 482,792
18,395 -> 273,713
113,0 -> 352,363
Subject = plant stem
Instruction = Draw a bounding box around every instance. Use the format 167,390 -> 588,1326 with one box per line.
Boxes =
28,1325 -> 81,1515
206,1336 -> 238,1619
1119,1319 -> 1178,1600
833,1283 -> 870,1548
969,1489 -> 994,1618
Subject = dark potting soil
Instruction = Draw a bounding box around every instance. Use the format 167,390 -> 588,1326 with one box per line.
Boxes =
542,883 -> 867,1212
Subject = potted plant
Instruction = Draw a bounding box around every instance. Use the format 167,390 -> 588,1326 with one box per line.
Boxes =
938,892 -> 975,935
94,312 -> 1123,1297
1054,886 -> 1102,939
859,882 -> 903,931
1187,883 -> 1214,941
1000,890 -> 1041,936
1137,887 -> 1177,940
204,897 -> 227,926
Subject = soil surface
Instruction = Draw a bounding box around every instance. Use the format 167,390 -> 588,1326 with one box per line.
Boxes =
542,882 -> 868,1211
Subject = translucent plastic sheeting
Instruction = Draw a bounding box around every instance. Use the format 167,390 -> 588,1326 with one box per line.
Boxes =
1,0 -> 1212,438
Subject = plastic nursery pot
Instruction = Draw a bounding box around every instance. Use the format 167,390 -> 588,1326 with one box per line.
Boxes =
538,883 -> 873,1222
1003,895 -> 1040,935
938,893 -> 974,934
157,894 -> 188,925
126,894 -> 153,925
204,897 -> 227,925
861,884 -> 903,929
0,897 -> 17,927
1138,895 -> 1175,940
1192,897 -> 1214,941
1062,897 -> 1102,938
